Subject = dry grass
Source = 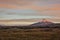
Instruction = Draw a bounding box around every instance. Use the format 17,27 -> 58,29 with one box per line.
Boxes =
0,28 -> 60,40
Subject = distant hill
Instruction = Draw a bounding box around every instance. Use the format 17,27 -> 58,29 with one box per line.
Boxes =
29,19 -> 60,28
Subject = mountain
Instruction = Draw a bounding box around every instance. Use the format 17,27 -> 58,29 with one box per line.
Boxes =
29,19 -> 57,28
30,22 -> 55,28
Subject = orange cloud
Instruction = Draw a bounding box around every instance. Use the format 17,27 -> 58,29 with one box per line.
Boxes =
48,7 -> 60,10
0,0 -> 60,11
0,3 -> 60,11
0,4 -> 18,9
46,4 -> 60,11
0,3 -> 42,10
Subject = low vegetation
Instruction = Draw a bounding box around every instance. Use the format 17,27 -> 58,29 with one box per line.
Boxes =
0,28 -> 60,40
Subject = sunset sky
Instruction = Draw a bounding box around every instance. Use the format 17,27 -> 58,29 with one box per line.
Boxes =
0,0 -> 60,20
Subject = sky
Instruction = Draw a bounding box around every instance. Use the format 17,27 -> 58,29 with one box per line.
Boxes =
0,0 -> 60,20
0,0 -> 60,25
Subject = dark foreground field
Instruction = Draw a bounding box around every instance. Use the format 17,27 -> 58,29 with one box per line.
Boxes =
0,28 -> 60,40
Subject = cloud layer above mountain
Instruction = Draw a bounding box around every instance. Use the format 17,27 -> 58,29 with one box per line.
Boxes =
0,0 -> 60,20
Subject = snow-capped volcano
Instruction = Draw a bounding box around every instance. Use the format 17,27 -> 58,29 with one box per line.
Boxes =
30,19 -> 55,27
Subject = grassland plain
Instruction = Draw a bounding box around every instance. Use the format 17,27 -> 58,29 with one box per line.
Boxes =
0,28 -> 60,40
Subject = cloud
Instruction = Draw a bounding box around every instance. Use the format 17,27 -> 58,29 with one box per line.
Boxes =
0,3 -> 60,17
0,0 -> 60,11
0,3 -> 60,11
0,0 -> 60,20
